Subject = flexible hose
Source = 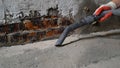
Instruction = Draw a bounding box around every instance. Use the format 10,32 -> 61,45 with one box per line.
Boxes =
55,8 -> 120,46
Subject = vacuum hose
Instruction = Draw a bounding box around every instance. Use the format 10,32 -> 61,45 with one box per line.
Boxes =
55,8 -> 120,46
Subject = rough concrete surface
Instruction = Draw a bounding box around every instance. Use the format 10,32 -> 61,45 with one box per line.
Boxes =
0,31 -> 120,68
0,0 -> 120,68
1,0 -> 120,31
0,0 -> 110,19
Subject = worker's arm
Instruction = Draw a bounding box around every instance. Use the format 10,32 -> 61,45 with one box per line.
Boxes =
94,0 -> 120,22
112,0 -> 120,7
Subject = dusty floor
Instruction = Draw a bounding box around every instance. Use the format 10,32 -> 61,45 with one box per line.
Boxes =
0,29 -> 120,68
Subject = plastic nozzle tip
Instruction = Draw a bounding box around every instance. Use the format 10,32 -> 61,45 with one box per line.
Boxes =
55,44 -> 63,47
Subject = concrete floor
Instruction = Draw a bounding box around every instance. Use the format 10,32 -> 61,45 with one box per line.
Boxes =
0,30 -> 120,68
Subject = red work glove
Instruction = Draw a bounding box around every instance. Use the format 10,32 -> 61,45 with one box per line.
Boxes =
94,1 -> 117,22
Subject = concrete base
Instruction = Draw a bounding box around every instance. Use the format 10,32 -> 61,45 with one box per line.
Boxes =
0,30 -> 120,68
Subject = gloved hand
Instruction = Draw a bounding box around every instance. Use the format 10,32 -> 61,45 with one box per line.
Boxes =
94,1 -> 117,22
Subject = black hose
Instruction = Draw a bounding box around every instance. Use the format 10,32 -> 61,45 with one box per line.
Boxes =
55,9 -> 120,46
55,15 -> 95,46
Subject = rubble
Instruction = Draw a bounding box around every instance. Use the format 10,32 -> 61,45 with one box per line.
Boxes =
0,6 -> 73,46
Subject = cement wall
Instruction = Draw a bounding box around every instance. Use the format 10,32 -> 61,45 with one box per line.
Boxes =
0,0 -> 120,33
0,0 -> 110,19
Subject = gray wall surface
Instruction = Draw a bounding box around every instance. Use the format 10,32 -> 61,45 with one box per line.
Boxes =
1,0 -> 120,34
0,0 -> 111,19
